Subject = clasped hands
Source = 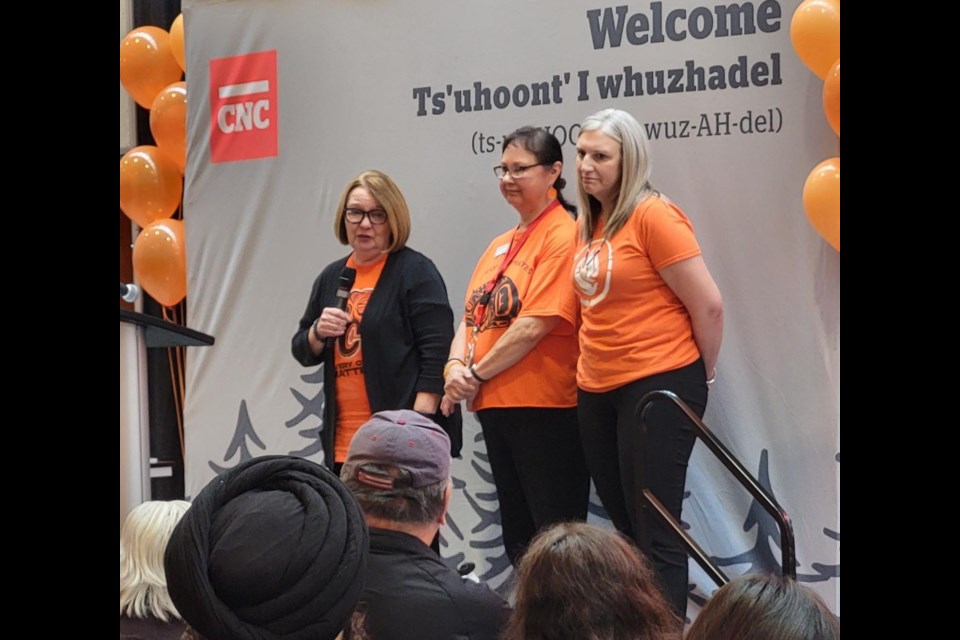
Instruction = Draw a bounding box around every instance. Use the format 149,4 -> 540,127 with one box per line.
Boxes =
441,363 -> 480,416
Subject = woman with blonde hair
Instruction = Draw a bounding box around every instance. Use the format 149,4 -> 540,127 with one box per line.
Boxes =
292,170 -> 459,470
120,499 -> 191,639
573,108 -> 723,617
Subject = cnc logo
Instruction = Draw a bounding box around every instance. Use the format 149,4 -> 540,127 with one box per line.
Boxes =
209,50 -> 278,163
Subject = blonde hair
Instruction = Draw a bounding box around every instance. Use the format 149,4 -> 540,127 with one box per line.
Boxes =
577,108 -> 655,244
120,500 -> 191,622
333,170 -> 411,252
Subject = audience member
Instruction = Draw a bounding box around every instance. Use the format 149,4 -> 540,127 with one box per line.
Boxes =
120,499 -> 191,640
164,455 -> 369,640
341,409 -> 510,640
503,521 -> 680,640
685,573 -> 840,640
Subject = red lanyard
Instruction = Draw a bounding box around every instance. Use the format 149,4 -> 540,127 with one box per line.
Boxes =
471,200 -> 557,331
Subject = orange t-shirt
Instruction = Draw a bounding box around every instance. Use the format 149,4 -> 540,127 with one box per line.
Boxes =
463,201 -> 579,410
334,253 -> 387,462
573,196 -> 702,392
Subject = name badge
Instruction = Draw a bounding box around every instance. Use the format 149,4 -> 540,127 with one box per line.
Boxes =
494,243 -> 510,257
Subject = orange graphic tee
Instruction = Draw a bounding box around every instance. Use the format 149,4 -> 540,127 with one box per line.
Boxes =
463,201 -> 579,410
573,196 -> 702,392
334,253 -> 387,462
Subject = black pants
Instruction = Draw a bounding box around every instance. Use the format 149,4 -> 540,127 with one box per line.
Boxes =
578,359 -> 708,618
477,407 -> 590,566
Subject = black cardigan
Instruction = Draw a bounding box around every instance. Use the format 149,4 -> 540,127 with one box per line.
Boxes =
292,247 -> 462,460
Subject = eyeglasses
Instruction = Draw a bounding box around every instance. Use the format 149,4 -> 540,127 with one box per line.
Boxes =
344,208 -> 388,225
493,163 -> 546,180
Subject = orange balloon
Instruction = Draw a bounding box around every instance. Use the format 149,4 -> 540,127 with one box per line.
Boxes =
170,14 -> 186,73
802,157 -> 840,251
822,59 -> 840,137
120,26 -> 183,108
790,0 -> 840,80
120,146 -> 183,228
151,82 -> 188,172
133,219 -> 187,307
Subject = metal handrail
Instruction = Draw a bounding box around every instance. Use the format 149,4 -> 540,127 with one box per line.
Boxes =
635,390 -> 797,584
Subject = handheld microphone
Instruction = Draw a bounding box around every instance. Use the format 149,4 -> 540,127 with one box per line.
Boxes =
326,267 -> 357,351
120,282 -> 140,303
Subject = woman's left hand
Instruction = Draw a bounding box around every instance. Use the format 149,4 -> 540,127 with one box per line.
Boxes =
440,394 -> 459,417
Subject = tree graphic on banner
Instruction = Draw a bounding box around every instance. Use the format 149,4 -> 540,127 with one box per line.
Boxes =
468,431 -> 513,588
443,429 -> 514,595
796,451 -> 840,583
711,449 -> 783,575
285,366 -> 325,458
709,449 -> 840,583
209,399 -> 266,473
441,476 -> 469,570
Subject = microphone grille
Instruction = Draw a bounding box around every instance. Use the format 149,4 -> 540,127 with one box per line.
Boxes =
339,266 -> 357,289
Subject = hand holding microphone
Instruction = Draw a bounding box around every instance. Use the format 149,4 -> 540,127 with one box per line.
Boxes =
311,267 -> 356,352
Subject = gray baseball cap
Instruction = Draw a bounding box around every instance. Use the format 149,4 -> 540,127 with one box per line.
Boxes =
345,410 -> 451,489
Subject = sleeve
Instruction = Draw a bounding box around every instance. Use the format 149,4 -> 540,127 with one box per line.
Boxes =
516,220 -> 578,333
463,581 -> 512,640
405,255 -> 455,395
640,198 -> 702,271
291,271 -> 328,367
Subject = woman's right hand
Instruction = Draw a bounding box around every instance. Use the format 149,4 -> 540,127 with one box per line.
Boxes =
315,307 -> 352,339
444,363 -> 480,402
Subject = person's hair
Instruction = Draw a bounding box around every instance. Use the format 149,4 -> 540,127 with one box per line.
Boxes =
503,126 -> 576,216
503,522 -> 680,640
685,573 -> 840,640
333,170 -> 411,251
120,500 -> 191,622
341,462 -> 447,525
576,108 -> 656,243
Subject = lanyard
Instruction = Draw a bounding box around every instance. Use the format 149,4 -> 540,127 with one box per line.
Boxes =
467,200 -> 556,364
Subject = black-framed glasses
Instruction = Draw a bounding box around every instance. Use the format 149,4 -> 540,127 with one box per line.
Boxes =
344,208 -> 388,225
493,163 -> 546,179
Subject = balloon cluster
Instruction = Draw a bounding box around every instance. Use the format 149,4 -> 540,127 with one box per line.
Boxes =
791,0 -> 839,252
119,15 -> 189,306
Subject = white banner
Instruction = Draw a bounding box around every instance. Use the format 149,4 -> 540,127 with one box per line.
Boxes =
181,0 -> 839,618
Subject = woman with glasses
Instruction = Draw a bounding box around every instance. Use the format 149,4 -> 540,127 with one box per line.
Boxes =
442,127 -> 590,567
292,170 -> 460,471
573,108 -> 723,618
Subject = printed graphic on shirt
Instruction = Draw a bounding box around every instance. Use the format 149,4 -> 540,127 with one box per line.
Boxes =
464,276 -> 521,332
573,239 -> 613,307
336,288 -> 372,374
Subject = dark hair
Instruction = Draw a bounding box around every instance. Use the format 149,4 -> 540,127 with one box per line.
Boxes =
341,462 -> 447,524
503,126 -> 576,217
686,573 -> 840,640
503,522 -> 680,640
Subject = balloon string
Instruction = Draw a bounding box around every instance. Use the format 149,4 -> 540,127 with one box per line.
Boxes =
162,305 -> 187,461
175,300 -> 186,460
